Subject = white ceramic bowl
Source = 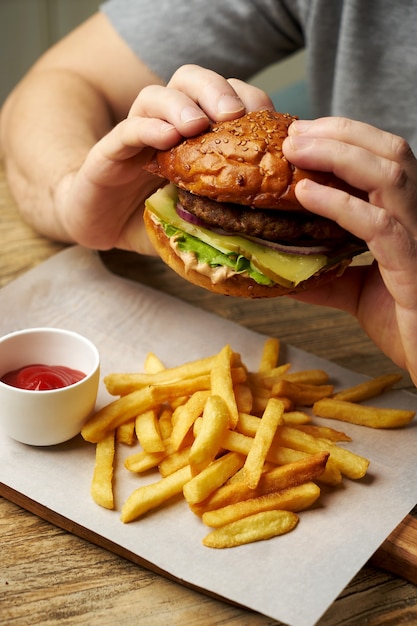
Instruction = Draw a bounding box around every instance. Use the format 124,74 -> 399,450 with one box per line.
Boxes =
0,327 -> 100,446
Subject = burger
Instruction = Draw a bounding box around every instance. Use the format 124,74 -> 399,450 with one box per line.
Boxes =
142,110 -> 368,298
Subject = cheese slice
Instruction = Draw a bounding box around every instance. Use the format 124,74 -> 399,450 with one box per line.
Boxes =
145,184 -> 328,287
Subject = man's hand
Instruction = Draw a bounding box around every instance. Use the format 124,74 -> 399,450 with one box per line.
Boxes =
283,117 -> 417,384
59,65 -> 273,254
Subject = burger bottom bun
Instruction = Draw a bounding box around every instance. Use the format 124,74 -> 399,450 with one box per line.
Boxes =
143,209 -> 351,299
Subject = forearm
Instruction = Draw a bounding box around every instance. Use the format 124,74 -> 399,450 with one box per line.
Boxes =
0,67 -> 113,242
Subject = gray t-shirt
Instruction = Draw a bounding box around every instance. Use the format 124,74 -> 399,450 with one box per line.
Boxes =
101,0 -> 417,152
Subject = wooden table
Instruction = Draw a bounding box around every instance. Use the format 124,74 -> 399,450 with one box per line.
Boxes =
2,159 -> 417,625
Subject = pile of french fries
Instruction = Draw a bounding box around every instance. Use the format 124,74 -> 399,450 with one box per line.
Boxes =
81,338 -> 415,549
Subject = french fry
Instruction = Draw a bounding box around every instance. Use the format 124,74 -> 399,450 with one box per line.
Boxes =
221,428 -> 255,456
255,451 -> 328,494
170,390 -> 210,451
192,452 -> 329,515
125,430 -> 190,474
275,425 -> 369,479
237,412 -> 262,437
226,465 -> 251,484
282,411 -> 312,425
192,415 -> 203,437
258,337 -> 280,372
107,352 -> 246,395
213,425 -> 342,486
292,423 -> 352,442
82,386 -> 159,443
248,364 -> 291,390
272,379 -> 334,406
183,452 -> 245,505
234,383 -> 253,414
202,482 -> 321,528
125,448 -> 166,473
135,408 -> 165,453
202,510 -> 299,548
313,398 -> 416,429
158,407 -> 173,440
332,373 -> 403,402
242,398 -> 285,489
157,374 -> 210,395
90,431 -> 115,510
83,378 -> 222,442
269,364 -> 292,377
252,388 -> 271,417
116,420 -> 136,445
251,389 -> 293,415
104,354 -> 218,395
159,447 -> 191,477
144,351 -> 166,374
267,442 -> 342,486
121,465 -> 192,523
282,369 -> 330,385
85,336 -> 410,549
170,395 -> 189,410
211,345 -> 240,428
222,426 -> 304,465
237,410 -> 311,438
189,481 -> 251,517
189,395 -> 230,475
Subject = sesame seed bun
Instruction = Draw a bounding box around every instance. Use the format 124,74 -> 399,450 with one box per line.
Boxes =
143,110 -> 367,298
145,110 -> 360,211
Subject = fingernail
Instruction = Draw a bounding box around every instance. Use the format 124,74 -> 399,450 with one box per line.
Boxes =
180,107 -> 208,124
299,177 -> 319,190
160,121 -> 176,133
217,94 -> 245,115
287,135 -> 313,150
290,119 -> 312,134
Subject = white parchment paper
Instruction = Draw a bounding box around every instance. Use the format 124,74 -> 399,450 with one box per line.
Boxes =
1,246 -> 417,626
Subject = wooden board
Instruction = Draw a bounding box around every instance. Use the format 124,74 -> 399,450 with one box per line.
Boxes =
0,482 -> 248,609
371,512 -> 417,585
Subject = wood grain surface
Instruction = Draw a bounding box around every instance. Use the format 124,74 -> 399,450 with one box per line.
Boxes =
2,159 -> 417,625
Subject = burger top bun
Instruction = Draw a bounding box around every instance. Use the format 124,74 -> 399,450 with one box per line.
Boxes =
144,110 -> 360,211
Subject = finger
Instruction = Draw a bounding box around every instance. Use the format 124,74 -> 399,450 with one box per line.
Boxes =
289,117 -> 416,166
167,64 -> 274,123
123,208 -> 160,256
294,178 -> 417,292
226,77 -> 274,112
283,134 -> 417,234
284,132 -> 374,189
287,117 -> 417,227
131,77 -> 272,145
129,83 -> 211,138
93,116 -> 183,168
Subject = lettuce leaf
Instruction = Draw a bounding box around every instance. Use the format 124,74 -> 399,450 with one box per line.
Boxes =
164,224 -> 273,285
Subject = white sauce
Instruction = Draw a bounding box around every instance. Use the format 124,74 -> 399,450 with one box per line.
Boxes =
170,239 -> 239,284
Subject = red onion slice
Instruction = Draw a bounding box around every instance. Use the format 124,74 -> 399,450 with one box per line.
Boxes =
243,235 -> 332,256
176,203 -> 206,226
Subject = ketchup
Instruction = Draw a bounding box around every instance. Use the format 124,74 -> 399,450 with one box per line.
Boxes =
1,364 -> 86,391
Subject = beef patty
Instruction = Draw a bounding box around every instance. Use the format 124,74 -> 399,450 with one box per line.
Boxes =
177,188 -> 353,245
